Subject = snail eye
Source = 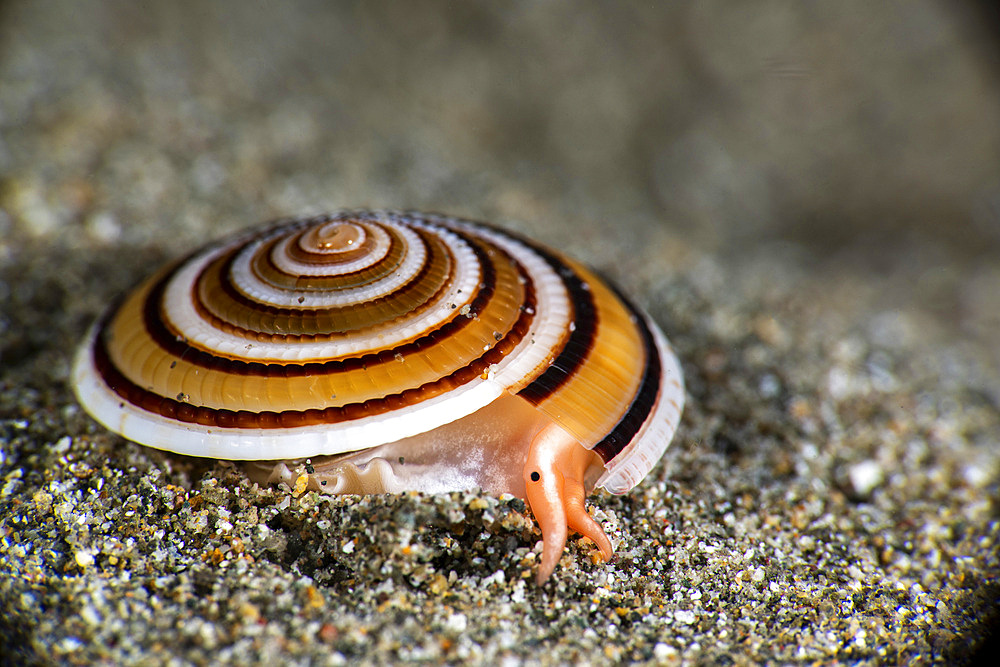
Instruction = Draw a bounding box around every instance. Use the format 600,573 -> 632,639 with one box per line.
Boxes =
530,471 -> 540,482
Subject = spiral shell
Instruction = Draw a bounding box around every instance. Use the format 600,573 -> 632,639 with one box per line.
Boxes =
72,210 -> 684,580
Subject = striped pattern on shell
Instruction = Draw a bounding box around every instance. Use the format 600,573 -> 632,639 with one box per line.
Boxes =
72,210 -> 684,495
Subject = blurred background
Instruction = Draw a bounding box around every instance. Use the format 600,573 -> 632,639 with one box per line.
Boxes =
2,0 -> 999,255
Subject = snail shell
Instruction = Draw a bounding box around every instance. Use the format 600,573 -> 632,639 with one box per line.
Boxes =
72,210 -> 684,582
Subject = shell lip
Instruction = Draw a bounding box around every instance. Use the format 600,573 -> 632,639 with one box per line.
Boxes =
595,313 -> 685,495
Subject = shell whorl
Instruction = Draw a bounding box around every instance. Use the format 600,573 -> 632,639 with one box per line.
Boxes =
72,210 -> 684,494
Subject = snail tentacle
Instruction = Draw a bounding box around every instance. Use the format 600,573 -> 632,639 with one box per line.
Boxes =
524,422 -> 613,584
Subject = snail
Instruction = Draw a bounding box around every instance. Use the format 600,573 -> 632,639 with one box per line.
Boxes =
72,210 -> 684,583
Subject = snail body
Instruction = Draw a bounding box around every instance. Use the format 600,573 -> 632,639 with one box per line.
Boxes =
72,210 -> 684,582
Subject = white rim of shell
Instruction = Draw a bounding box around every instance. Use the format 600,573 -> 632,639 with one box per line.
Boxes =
596,317 -> 685,494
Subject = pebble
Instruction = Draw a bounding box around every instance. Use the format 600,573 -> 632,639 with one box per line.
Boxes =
848,460 -> 884,498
